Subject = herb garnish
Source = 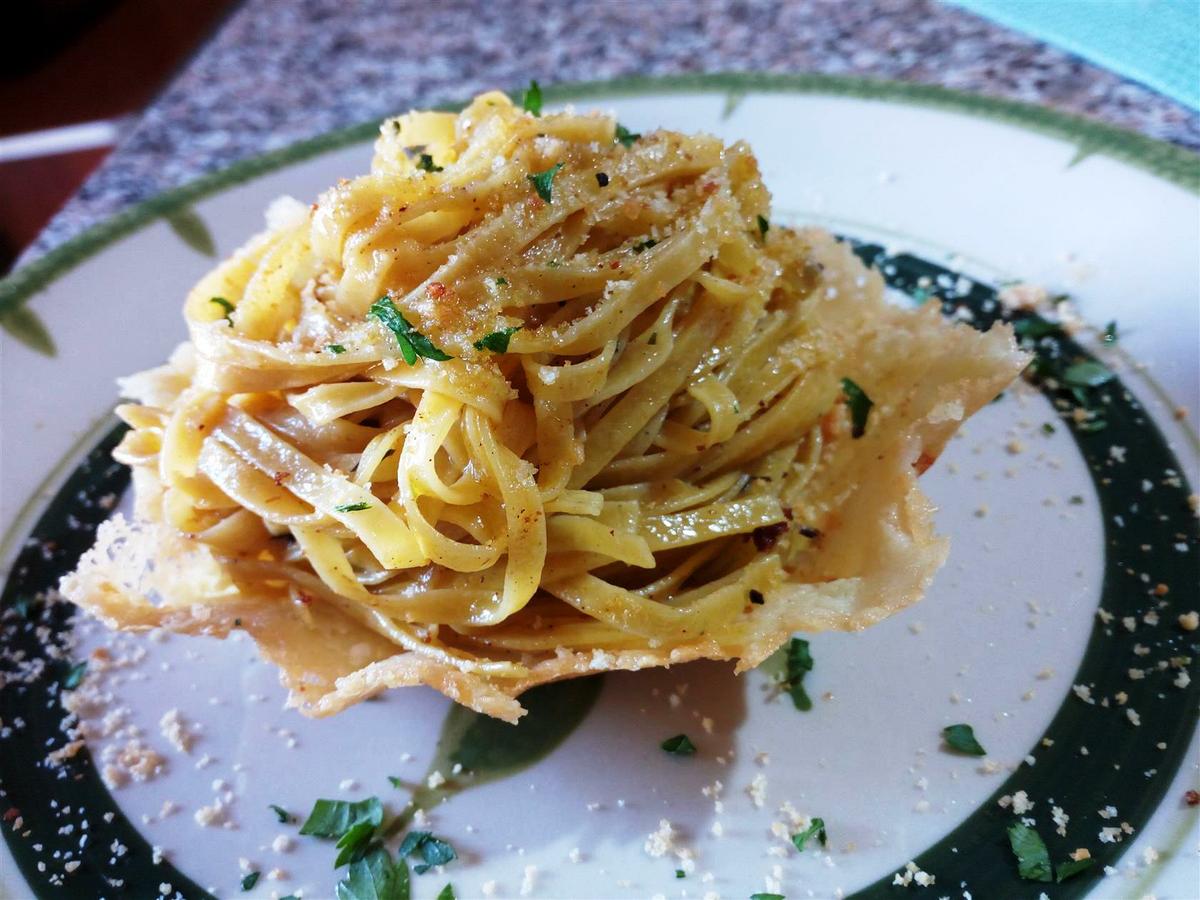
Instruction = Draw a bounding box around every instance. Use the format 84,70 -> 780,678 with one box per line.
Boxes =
494,277 -> 508,287
368,297 -> 453,365
527,162 -> 563,203
241,871 -> 261,891
750,895 -> 785,900
632,239 -> 657,254
595,172 -> 609,187
1012,314 -> 1059,340
675,869 -> 685,879
336,846 -> 409,900
660,734 -> 696,756
840,378 -> 873,438
941,723 -> 987,756
299,797 -> 384,839
791,817 -> 827,851
1006,822 -> 1052,882
1041,422 -> 1056,435
398,831 -> 458,874
62,661 -> 87,690
615,124 -> 640,147
334,502 -> 372,513
417,153 -> 443,173
1102,320 -> 1118,344
783,637 -> 814,711
10,595 -> 36,619
1055,855 -> 1094,882
1061,360 -> 1114,389
437,886 -> 456,900
327,344 -> 347,355
523,79 -> 543,117
269,804 -> 293,824
757,215 -> 769,239
210,296 -> 235,324
474,326 -> 521,353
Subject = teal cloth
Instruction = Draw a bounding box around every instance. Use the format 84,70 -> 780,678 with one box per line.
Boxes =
948,0 -> 1200,110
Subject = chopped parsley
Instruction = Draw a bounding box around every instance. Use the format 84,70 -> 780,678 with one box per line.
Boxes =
1007,822 -> 1052,882
757,214 -> 769,239
1012,314 -> 1059,340
327,343 -> 347,355
298,797 -> 383,839
437,886 -> 456,900
210,296 -> 235,324
398,831 -> 458,874
1041,422 -> 1056,435
1061,360 -> 1114,389
615,123 -> 640,147
368,297 -> 453,365
522,79 -> 543,117
595,172 -> 609,187
941,723 -> 987,756
473,326 -> 521,353
783,637 -> 814,711
269,804 -> 293,824
387,775 -> 405,788
1055,855 -> 1094,882
62,661 -> 87,690
791,817 -> 827,851
750,895 -> 785,900
241,871 -> 261,891
11,595 -> 36,619
1102,320 -> 1118,344
494,276 -> 508,287
840,378 -> 873,438
660,734 -> 697,756
417,153 -> 443,173
335,819 -> 378,867
334,502 -> 372,513
527,162 -> 563,203
675,869 -> 685,879
632,239 -> 657,254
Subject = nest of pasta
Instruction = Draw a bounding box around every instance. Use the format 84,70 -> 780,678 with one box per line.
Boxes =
63,92 -> 1026,721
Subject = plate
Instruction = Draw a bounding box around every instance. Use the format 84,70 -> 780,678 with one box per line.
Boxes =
1,75 -> 1197,899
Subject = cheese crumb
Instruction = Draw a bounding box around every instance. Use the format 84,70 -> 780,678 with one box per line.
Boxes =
158,709 -> 194,754
519,865 -> 537,896
1178,611 -> 1199,631
747,773 -> 768,809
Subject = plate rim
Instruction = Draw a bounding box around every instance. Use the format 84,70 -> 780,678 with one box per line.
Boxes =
1,71 -> 1198,321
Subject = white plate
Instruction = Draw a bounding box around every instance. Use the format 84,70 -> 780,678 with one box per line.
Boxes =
1,76 -> 1197,900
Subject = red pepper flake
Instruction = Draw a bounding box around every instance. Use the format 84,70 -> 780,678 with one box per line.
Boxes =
2,807 -> 19,822
913,451 -> 937,474
609,260 -> 622,270
426,282 -> 447,299
1186,790 -> 1200,807
750,522 -> 788,551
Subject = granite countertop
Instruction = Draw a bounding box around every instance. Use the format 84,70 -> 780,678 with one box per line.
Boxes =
23,0 -> 1200,264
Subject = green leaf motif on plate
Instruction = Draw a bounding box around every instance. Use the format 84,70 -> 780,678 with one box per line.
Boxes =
165,206 -> 216,257
0,306 -> 56,356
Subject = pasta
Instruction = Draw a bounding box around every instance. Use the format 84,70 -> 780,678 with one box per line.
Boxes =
62,92 -> 1027,722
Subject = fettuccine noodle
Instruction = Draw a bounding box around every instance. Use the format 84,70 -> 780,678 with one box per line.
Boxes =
63,92 -> 1026,721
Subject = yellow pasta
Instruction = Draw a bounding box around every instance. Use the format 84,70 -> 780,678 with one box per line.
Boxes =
62,92 -> 1027,722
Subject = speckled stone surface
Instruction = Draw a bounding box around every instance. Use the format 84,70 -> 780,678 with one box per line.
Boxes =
22,0 -> 1200,264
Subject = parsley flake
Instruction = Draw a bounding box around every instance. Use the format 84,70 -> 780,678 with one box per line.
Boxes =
210,296 -> 235,324
437,886 -> 456,900
840,377 -> 873,439
334,502 -> 372,513
1041,422 -> 1056,435
1056,856 -> 1094,882
941,723 -> 987,756
494,277 -> 508,287
398,831 -> 458,874
1012,315 -> 1059,340
62,661 -> 87,690
783,637 -> 814,711
1102,320 -> 1118,344
527,162 -> 563,203
335,819 -> 378,868
327,344 -> 347,355
1062,360 -> 1114,389
792,817 -> 827,851
474,326 -> 521,353
523,79 -> 543,117
757,214 -> 769,238
269,804 -> 293,824
615,124 -> 640,147
675,869 -> 685,879
417,153 -> 443,173
335,846 -> 408,900
750,895 -> 785,900
368,297 -> 453,365
660,734 -> 696,756
1007,822 -> 1052,882
241,871 -> 261,891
